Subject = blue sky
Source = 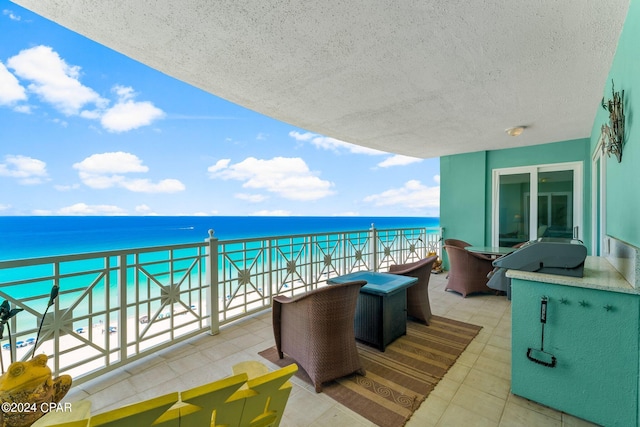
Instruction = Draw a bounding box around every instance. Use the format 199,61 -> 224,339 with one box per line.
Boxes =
0,2 -> 440,217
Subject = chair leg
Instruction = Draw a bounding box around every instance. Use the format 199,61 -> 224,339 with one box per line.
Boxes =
314,382 -> 323,393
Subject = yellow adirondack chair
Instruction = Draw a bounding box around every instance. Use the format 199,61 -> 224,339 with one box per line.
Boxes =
31,400 -> 91,427
234,363 -> 298,427
36,362 -> 297,427
88,392 -> 179,427
32,421 -> 89,427
152,373 -> 248,427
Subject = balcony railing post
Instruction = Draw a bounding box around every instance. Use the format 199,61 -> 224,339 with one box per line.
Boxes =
118,254 -> 128,366
370,223 -> 378,272
267,238 -> 273,303
206,230 -> 220,335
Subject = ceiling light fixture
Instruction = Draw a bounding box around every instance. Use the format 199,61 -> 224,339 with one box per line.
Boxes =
505,126 -> 526,137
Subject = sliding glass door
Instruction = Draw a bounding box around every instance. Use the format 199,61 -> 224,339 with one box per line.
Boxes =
492,162 -> 583,247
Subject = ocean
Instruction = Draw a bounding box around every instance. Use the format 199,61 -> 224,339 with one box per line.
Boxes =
0,216 -> 439,261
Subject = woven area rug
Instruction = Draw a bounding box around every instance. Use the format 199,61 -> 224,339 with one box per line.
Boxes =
259,315 -> 481,427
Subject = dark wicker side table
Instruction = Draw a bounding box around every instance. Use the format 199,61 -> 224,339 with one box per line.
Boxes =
328,271 -> 417,351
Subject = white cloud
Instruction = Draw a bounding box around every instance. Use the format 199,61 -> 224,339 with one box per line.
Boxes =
332,211 -> 359,216
289,131 -> 385,155
0,62 -> 27,105
0,154 -> 49,184
32,209 -> 52,215
377,154 -> 423,168
289,131 -> 426,170
135,204 -> 158,215
54,183 -> 81,191
6,47 -> 162,132
58,203 -> 126,215
3,9 -> 22,21
207,159 -> 231,174
100,85 -> 165,132
250,210 -> 292,216
363,180 -> 440,210
192,210 -> 219,216
236,193 -> 268,203
13,105 -> 31,114
7,45 -> 105,115
209,156 -> 334,201
0,204 -> 10,211
119,178 -> 185,193
73,152 -> 185,193
74,152 -> 148,174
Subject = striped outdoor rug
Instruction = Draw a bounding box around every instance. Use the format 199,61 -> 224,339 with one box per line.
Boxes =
259,315 -> 482,427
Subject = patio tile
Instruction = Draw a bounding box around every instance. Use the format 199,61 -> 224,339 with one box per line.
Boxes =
464,339 -> 486,354
443,361 -> 471,383
407,393 -> 448,427
561,413 -> 601,426
480,344 -> 511,365
437,403 -> 497,427
430,377 -> 462,402
507,393 -> 562,421
473,355 -> 511,381
307,405 -> 373,426
450,384 -> 506,422
499,400 -> 561,427
487,333 -> 511,350
456,348 -> 481,367
463,368 -> 511,401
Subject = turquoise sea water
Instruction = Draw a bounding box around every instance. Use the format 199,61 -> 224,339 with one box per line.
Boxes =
0,216 -> 439,261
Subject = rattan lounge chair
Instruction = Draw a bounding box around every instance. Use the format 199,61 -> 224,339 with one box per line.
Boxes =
388,256 -> 438,325
444,238 -> 471,248
272,280 -> 366,392
443,244 -> 494,297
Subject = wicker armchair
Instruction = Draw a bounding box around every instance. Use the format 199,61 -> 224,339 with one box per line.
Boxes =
443,245 -> 494,297
444,238 -> 471,248
388,256 -> 438,325
272,281 -> 366,392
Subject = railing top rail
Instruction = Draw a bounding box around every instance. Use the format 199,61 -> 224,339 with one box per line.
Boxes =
0,241 -> 207,268
0,225 -> 442,267
218,225 -> 441,245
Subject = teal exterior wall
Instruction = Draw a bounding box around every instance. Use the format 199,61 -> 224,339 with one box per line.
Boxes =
439,138 -> 591,259
590,0 -> 640,247
440,151 -> 487,246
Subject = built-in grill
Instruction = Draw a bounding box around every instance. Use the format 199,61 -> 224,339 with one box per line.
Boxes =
492,238 -> 588,277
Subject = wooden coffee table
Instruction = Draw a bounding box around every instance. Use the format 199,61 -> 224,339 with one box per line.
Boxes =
328,271 -> 417,351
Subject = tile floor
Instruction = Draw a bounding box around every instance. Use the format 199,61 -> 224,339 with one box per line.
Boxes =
65,274 -> 599,426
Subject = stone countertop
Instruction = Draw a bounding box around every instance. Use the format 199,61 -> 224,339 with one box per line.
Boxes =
506,256 -> 638,295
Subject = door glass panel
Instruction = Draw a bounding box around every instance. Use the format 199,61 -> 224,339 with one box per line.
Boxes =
538,170 -> 573,239
498,173 -> 530,247
493,163 -> 582,247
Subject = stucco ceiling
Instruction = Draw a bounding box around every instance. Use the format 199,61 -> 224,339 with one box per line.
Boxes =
12,0 -> 629,159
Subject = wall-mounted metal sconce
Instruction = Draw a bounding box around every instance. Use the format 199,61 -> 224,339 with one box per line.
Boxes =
601,80 -> 625,163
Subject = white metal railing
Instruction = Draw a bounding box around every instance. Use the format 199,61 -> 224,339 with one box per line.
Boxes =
0,225 -> 441,384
